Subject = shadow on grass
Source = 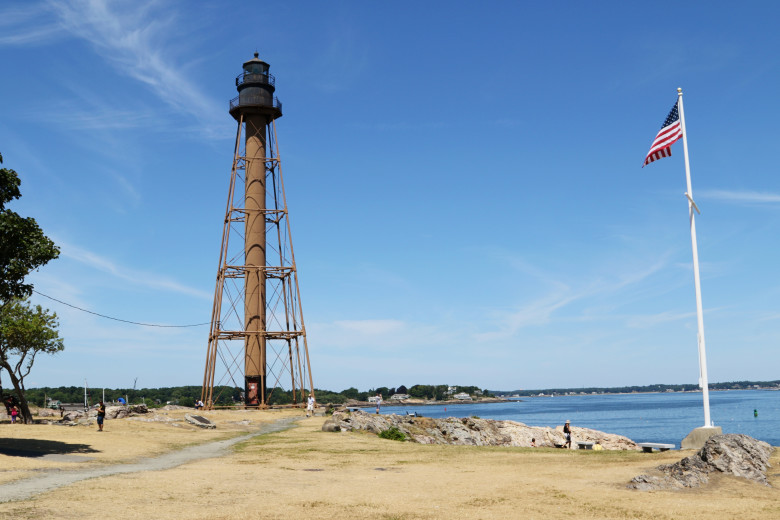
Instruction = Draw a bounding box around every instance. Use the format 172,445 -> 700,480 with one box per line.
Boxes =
0,438 -> 101,458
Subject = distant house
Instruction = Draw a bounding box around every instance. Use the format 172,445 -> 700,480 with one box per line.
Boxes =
368,396 -> 382,403
390,393 -> 409,401
452,392 -> 472,400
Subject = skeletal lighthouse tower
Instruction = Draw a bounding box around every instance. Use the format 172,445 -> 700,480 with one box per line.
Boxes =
202,53 -> 313,407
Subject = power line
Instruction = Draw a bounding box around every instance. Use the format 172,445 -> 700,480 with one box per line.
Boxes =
33,290 -> 209,328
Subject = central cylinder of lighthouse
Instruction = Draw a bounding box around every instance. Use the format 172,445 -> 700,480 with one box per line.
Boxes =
229,52 -> 282,406
244,119 -> 266,405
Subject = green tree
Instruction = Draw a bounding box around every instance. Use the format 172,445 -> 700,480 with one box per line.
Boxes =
409,384 -> 433,399
0,156 -> 60,301
0,298 -> 64,423
341,387 -> 360,400
0,153 -> 61,422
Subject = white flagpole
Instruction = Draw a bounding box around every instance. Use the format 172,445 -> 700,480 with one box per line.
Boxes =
677,87 -> 712,427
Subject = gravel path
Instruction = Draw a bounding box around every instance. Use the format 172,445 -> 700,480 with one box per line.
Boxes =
0,416 -> 299,503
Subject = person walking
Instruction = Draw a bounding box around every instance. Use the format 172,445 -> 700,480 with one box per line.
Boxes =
306,394 -> 315,417
96,401 -> 106,431
563,420 -> 572,449
10,405 -> 18,424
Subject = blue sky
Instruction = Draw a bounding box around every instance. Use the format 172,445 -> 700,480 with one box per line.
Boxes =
2,1 -> 779,393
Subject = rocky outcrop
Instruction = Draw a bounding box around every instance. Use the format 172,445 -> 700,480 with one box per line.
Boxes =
63,410 -> 85,421
129,404 -> 149,414
105,406 -> 129,419
83,404 -> 147,420
629,434 -> 774,490
160,404 -> 192,410
322,410 -> 637,449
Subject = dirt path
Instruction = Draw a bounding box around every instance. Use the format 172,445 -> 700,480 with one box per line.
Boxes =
0,416 -> 298,503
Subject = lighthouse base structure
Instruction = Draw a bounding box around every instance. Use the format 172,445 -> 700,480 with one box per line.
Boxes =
681,426 -> 722,450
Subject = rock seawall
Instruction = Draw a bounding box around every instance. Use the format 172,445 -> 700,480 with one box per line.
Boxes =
323,410 -> 638,449
629,434 -> 774,490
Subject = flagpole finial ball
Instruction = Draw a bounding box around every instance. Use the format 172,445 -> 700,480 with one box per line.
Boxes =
678,87 -> 683,93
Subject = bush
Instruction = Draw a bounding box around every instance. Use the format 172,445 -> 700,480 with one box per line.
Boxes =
378,427 -> 406,442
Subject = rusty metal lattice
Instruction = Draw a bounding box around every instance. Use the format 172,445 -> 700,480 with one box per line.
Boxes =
201,105 -> 313,408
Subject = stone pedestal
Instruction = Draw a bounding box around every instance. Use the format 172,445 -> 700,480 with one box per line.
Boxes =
681,425 -> 722,450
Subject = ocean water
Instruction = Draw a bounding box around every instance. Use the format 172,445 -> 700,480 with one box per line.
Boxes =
370,390 -> 780,448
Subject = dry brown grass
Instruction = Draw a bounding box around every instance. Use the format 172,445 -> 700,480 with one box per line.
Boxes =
1,412 -> 779,519
0,408 -> 297,485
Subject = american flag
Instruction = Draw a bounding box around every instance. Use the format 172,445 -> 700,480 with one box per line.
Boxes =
643,101 -> 682,167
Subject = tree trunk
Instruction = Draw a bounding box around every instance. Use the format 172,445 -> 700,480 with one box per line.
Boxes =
0,376 -> 9,415
0,360 -> 32,423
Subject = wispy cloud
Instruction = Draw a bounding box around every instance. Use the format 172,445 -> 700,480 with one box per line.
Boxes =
43,104 -> 161,131
473,288 -> 580,343
48,1 -> 220,126
333,319 -> 406,336
699,189 -> 780,205
0,5 -> 64,45
0,1 -> 228,139
471,248 -> 675,343
625,310 -> 697,328
58,240 -> 210,299
310,318 -> 458,355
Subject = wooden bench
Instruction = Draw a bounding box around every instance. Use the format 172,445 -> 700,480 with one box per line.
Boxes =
637,442 -> 675,453
577,441 -> 594,450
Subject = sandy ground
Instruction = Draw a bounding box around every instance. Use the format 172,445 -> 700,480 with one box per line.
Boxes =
1,409 -> 778,519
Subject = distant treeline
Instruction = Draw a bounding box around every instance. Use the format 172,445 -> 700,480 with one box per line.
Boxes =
23,384 -> 493,408
493,380 -> 780,396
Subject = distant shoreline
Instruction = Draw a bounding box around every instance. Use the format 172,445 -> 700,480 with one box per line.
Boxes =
347,397 -> 510,408
346,387 -> 780,409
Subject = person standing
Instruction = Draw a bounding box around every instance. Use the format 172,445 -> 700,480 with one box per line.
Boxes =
10,405 -> 18,424
306,394 -> 315,417
563,420 -> 572,449
96,401 -> 106,431
375,393 -> 382,414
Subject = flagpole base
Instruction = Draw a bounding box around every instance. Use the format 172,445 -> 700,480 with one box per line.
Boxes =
681,426 -> 722,450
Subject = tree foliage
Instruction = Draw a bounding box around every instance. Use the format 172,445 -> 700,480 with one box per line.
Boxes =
0,153 -> 62,423
0,299 -> 64,422
0,159 -> 60,301
408,384 -> 450,400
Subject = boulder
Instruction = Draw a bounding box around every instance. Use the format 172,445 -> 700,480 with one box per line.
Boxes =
328,411 -> 637,449
63,410 -> 84,421
629,434 -> 774,490
106,406 -> 129,419
184,414 -> 216,429
321,418 -> 341,432
129,404 -> 148,414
